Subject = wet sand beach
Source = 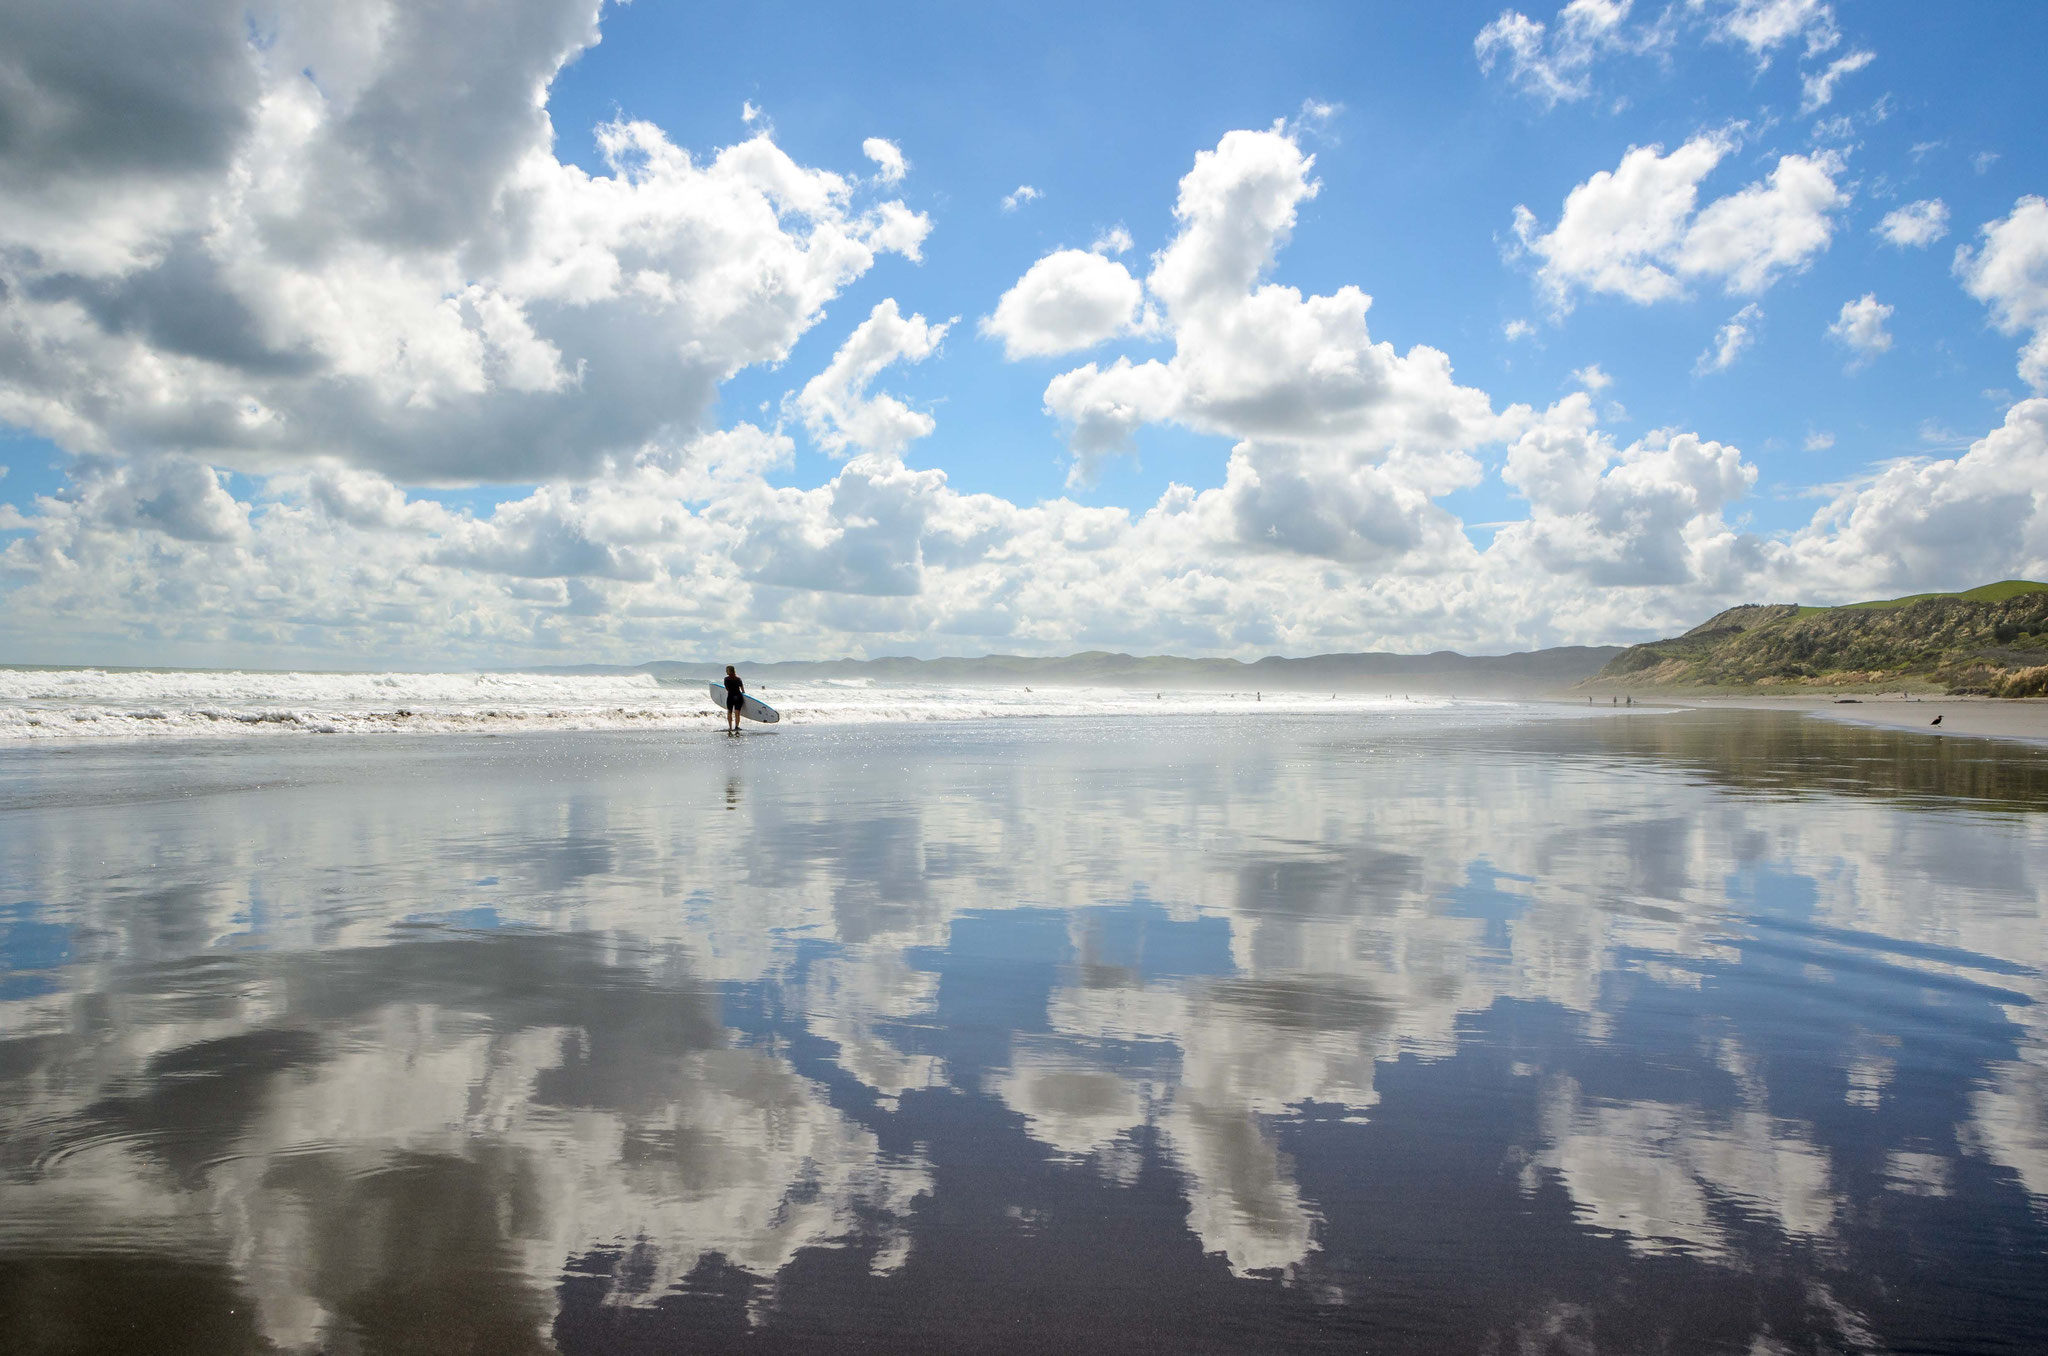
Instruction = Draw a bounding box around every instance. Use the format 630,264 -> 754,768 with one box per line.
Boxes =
1,706 -> 2044,1353
1673,693 -> 2048,746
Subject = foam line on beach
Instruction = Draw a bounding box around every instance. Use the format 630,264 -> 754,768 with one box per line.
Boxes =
0,667 -> 1532,741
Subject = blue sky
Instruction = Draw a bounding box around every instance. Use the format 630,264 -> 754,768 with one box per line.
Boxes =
1,0 -> 2046,666
537,0 -> 2045,520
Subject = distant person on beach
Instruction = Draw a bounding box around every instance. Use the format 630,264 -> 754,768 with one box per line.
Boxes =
723,665 -> 745,733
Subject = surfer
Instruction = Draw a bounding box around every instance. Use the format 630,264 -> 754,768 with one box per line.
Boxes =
723,665 -> 745,733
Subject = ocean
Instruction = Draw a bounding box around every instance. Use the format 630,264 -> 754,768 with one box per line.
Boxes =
0,665 -> 1496,739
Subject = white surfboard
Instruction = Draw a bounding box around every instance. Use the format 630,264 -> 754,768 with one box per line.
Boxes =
708,681 -> 781,724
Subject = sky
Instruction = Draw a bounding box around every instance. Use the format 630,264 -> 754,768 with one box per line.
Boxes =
1,0 -> 2046,668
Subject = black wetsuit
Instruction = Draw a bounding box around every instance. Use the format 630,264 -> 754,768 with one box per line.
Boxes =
724,674 -> 744,711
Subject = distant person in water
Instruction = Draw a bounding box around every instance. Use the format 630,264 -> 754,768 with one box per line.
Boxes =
723,665 -> 745,733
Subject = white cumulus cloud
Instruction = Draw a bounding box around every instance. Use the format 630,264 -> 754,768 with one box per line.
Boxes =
863,137 -> 908,184
796,300 -> 949,458
0,0 -> 929,485
1495,393 -> 1760,587
1781,399 -> 2048,595
8,389 -> 2046,669
1827,293 -> 1893,366
1799,48 -> 1873,114
1514,134 -> 1845,310
4,24 -> 2046,672
981,250 -> 1148,360
1474,0 -> 1641,106
1039,127 -> 1508,500
1696,303 -> 1762,374
1092,226 -> 1135,255
1955,197 -> 2048,392
1001,185 -> 1041,212
1672,150 -> 1847,293
1701,0 -> 1840,68
47,454 -> 251,544
1876,199 -> 1949,249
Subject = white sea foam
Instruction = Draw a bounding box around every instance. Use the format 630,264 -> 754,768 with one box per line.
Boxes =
0,666 -> 1539,742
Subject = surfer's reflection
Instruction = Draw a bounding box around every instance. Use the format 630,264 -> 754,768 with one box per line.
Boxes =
726,775 -> 742,810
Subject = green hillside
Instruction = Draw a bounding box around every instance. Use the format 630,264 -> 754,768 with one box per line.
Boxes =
1839,579 -> 2048,610
1590,581 -> 2048,696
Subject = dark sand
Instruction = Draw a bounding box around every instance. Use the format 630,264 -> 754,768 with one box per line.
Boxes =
1673,692 -> 2048,745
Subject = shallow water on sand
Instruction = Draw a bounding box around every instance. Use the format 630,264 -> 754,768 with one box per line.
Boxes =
1,708 -> 2045,1353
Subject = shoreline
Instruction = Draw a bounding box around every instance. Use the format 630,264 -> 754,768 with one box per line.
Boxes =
4,688 -> 2046,748
1662,693 -> 2048,746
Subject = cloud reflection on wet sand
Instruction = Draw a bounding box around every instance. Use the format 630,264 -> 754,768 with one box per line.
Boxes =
0,709 -> 2044,1352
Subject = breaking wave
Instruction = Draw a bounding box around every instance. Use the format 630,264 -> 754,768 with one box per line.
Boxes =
0,666 -> 1508,742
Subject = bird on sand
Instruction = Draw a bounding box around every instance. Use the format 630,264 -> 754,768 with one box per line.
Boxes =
1931,714 -> 1943,726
